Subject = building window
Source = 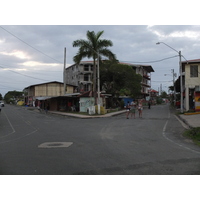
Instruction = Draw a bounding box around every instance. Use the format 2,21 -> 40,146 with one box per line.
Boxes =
190,65 -> 198,77
84,65 -> 89,71
84,74 -> 89,81
84,84 -> 89,91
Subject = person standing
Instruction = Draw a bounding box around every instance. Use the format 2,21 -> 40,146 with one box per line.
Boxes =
130,101 -> 136,119
125,101 -> 131,119
138,100 -> 143,118
45,103 -> 50,114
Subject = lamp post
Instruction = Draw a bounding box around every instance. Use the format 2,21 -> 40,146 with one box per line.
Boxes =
156,42 -> 183,113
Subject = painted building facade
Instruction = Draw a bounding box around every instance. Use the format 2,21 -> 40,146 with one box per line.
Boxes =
182,59 -> 200,111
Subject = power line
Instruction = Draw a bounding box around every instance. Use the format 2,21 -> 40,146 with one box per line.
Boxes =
0,65 -> 51,82
119,55 -> 179,64
0,26 -> 63,64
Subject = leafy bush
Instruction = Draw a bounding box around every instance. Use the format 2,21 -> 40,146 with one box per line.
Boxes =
183,127 -> 200,146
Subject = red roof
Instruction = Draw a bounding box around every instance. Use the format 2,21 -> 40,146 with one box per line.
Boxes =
150,89 -> 159,93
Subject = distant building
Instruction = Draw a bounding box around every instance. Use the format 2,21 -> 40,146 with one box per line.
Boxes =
149,89 -> 159,98
119,62 -> 154,98
64,61 -> 154,98
24,81 -> 77,106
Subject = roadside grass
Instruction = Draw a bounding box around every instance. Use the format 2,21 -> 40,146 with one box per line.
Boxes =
183,127 -> 200,146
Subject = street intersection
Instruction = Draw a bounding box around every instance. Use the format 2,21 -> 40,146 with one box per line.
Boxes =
0,104 -> 200,175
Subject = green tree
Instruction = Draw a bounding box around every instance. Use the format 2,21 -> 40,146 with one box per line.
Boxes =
4,91 -> 23,104
100,61 -> 142,98
168,86 -> 174,92
0,93 -> 2,100
160,91 -> 168,98
72,30 -> 116,98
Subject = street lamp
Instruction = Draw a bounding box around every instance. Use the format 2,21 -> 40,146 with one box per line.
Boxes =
156,42 -> 183,113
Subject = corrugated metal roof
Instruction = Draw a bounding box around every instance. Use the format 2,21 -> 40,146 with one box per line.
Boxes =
24,81 -> 63,89
182,59 -> 200,63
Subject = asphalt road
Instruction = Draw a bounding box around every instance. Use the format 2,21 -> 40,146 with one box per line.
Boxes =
0,104 -> 200,175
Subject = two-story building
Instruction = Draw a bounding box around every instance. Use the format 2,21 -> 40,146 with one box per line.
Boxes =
181,59 -> 200,111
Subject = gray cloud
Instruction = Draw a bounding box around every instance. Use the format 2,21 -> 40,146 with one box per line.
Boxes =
0,25 -> 200,96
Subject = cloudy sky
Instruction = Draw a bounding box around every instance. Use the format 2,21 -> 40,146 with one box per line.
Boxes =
1,1 -> 200,98
1,1 -> 199,198
1,24 -> 200,96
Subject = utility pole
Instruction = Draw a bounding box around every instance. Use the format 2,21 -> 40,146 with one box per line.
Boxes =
171,69 -> 176,106
63,47 -> 66,95
160,84 -> 162,95
179,51 -> 183,113
156,42 -> 183,113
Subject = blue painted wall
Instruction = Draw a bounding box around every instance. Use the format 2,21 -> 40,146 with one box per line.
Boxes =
122,98 -> 134,106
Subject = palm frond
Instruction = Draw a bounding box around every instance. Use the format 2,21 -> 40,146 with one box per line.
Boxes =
99,49 -> 117,60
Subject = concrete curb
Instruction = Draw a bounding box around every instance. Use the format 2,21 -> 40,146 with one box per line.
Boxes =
176,115 -> 191,129
49,110 -> 127,119
184,112 -> 200,115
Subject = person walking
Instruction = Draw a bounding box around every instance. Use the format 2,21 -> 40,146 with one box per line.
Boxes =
130,101 -> 136,119
37,101 -> 41,113
138,100 -> 143,118
125,101 -> 131,119
148,100 -> 151,109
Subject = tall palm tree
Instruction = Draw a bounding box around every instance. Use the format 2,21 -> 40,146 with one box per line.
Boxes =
72,30 -> 116,96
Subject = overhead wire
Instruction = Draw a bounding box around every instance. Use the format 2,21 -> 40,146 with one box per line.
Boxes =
0,26 -> 63,64
119,55 -> 179,64
0,65 -> 51,82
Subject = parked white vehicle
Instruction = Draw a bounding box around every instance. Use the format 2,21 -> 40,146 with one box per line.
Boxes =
0,101 -> 5,107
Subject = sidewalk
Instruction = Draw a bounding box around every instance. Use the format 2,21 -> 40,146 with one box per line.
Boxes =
31,106 -> 200,128
178,113 -> 200,128
49,110 -> 126,119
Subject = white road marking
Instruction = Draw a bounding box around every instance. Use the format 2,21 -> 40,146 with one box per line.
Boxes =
0,110 -> 16,139
162,119 -> 200,155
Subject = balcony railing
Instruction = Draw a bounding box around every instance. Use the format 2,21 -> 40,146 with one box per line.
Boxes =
143,74 -> 150,80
